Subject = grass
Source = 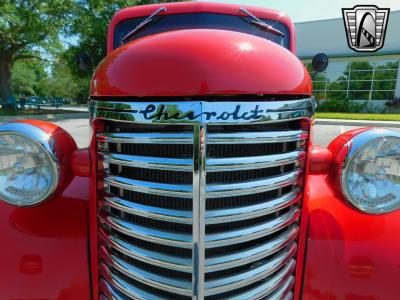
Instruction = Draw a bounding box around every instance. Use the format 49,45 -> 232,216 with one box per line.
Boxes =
315,112 -> 400,122
0,109 -> 83,116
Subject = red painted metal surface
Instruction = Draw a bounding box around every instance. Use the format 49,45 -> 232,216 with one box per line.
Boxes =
5,3 -> 394,299
309,145 -> 333,175
72,148 -> 91,177
300,128 -> 400,299
293,119 -> 313,300
107,1 -> 296,54
0,176 -> 91,300
302,174 -> 400,299
0,121 -> 91,299
88,120 -> 105,300
92,29 -> 310,97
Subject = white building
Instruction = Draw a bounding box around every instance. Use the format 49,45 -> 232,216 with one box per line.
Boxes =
296,10 -> 400,107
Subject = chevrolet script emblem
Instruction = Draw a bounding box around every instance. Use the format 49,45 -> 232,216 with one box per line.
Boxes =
342,5 -> 390,52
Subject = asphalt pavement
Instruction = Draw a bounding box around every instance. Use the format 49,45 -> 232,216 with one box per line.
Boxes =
54,118 -> 91,148
51,118 -> 400,148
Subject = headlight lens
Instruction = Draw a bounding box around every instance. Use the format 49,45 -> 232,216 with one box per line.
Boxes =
0,127 -> 58,206
342,129 -> 400,214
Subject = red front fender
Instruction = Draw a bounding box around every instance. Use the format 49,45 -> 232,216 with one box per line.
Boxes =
0,175 -> 91,300
0,120 -> 91,299
300,173 -> 400,299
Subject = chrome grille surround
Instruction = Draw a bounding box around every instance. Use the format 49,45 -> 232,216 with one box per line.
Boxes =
91,98 -> 315,299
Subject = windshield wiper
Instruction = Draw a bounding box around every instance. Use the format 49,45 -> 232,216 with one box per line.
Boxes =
239,7 -> 286,37
122,6 -> 167,43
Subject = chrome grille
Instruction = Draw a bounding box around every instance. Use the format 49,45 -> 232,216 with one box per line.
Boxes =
92,99 -> 314,299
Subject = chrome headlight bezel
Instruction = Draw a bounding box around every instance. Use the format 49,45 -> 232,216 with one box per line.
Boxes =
341,128 -> 400,215
0,123 -> 60,206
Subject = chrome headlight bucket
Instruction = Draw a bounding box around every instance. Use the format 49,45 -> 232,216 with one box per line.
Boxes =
0,122 -> 68,206
341,128 -> 400,214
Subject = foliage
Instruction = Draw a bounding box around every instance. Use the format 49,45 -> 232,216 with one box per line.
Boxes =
316,99 -> 366,113
374,61 -> 399,100
0,0 -> 75,105
385,97 -> 400,108
11,60 -> 47,96
315,112 -> 400,122
1,0 -> 187,106
316,98 -> 384,113
310,60 -> 399,106
0,0 -> 74,54
9,59 -> 89,102
36,60 -> 90,101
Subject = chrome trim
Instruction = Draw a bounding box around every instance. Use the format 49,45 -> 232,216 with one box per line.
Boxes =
90,98 -> 315,124
204,244 -> 297,296
206,170 -> 302,198
227,259 -> 296,300
192,124 -> 207,299
268,275 -> 295,300
97,132 -> 193,144
340,128 -> 400,215
205,207 -> 300,248
206,189 -> 301,224
283,292 -> 294,300
205,226 -> 298,272
107,253 -> 192,296
99,152 -> 193,171
207,130 -> 308,144
104,196 -> 192,224
95,99 -> 311,298
100,265 -> 164,300
99,228 -> 193,273
100,215 -> 192,248
206,151 -> 306,171
100,279 -> 126,300
0,122 -> 60,207
99,279 -> 131,300
104,175 -> 193,198
93,109 -> 313,125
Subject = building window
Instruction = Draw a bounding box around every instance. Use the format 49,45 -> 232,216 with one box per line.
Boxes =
308,59 -> 399,101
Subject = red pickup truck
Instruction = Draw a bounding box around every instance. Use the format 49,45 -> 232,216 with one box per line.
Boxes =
1,2 -> 399,299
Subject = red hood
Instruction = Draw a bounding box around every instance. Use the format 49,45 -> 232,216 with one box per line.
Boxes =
91,29 -> 312,97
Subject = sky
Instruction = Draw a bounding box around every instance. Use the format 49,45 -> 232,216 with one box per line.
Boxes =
199,0 -> 400,22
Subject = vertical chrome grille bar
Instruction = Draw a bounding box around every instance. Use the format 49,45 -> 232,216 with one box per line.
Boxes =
192,124 -> 206,299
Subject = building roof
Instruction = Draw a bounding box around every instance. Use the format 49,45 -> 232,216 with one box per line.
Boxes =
295,10 -> 400,59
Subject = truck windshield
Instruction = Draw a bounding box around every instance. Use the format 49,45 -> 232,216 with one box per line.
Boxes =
114,12 -> 290,50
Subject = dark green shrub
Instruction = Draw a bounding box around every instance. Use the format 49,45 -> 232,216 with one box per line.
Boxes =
316,99 -> 366,113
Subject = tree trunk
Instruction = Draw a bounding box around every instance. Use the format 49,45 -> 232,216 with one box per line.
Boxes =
0,55 -> 16,110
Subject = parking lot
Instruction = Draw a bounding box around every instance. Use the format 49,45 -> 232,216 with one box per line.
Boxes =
52,118 -> 400,148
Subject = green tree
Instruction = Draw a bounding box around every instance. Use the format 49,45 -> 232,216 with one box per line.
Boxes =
36,59 -> 89,101
0,0 -> 75,108
347,61 -> 373,100
11,59 -> 47,97
2,0 -> 188,106
372,61 -> 399,100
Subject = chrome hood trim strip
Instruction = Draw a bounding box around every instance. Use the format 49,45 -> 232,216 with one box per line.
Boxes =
90,97 -> 315,124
